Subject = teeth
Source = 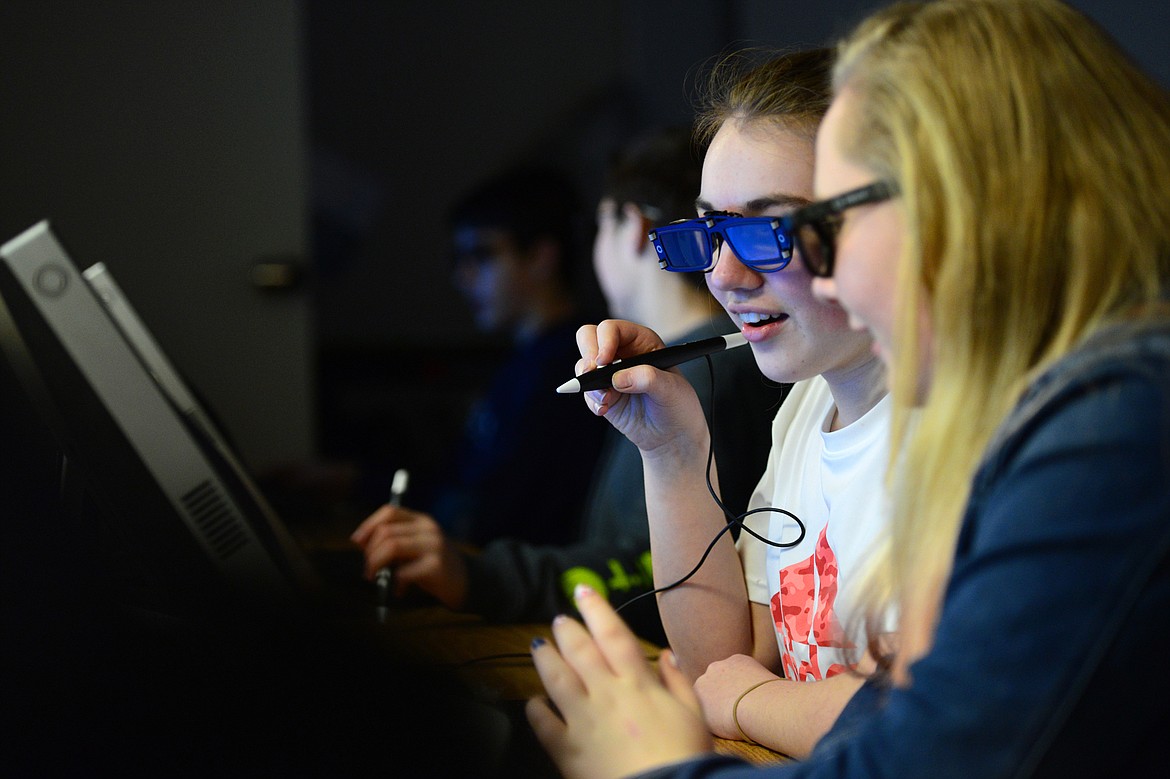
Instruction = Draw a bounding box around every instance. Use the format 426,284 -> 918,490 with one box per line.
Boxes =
740,311 -> 782,324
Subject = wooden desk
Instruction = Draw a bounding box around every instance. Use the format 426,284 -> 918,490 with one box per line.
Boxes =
383,605 -> 788,767
292,521 -> 789,768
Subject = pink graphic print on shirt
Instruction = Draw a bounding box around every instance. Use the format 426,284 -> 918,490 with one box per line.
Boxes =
769,525 -> 851,681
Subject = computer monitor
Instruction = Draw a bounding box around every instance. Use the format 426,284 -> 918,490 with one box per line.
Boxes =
0,220 -> 320,617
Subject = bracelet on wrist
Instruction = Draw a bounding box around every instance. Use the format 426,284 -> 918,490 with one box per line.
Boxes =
732,677 -> 781,745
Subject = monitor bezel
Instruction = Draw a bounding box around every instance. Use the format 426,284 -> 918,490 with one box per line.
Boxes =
0,220 -> 320,617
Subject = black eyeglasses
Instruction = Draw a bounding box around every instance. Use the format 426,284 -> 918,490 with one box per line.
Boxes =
648,212 -> 794,274
782,181 -> 898,278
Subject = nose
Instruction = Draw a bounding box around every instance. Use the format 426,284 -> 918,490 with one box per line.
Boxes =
705,242 -> 763,294
811,275 -> 838,304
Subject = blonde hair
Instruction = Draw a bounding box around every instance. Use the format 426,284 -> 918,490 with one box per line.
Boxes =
834,0 -> 1170,679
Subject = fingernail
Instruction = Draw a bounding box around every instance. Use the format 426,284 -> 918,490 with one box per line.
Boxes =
531,637 -> 547,650
574,583 -> 595,601
553,614 -> 569,626
663,649 -> 679,667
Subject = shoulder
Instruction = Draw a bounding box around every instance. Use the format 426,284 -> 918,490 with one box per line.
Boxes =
771,377 -> 833,434
961,319 -> 1170,560
979,319 -> 1170,483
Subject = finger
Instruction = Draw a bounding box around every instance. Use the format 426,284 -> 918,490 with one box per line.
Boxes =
390,556 -> 432,596
584,390 -> 604,416
571,584 -> 652,681
531,634 -> 588,718
549,613 -> 618,691
611,363 -> 685,395
586,387 -> 626,417
350,505 -> 393,544
363,534 -> 429,578
575,323 -> 600,365
524,696 -> 570,764
596,318 -> 667,361
390,548 -> 442,581
370,517 -> 429,543
593,319 -> 625,366
658,649 -> 702,715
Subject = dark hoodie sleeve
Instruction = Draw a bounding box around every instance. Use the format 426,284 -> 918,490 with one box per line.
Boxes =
462,535 -> 667,644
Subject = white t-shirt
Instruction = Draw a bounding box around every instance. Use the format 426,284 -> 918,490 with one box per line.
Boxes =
737,377 -> 891,681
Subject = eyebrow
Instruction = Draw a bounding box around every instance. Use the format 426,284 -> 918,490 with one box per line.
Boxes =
695,194 -> 811,215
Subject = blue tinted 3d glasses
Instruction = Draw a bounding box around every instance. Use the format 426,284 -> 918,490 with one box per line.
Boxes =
648,212 -> 793,273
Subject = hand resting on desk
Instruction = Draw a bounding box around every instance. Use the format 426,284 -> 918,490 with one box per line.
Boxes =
527,583 -> 714,779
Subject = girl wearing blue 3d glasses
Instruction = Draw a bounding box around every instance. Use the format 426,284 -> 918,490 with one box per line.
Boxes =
558,48 -> 894,759
528,1 -> 1170,777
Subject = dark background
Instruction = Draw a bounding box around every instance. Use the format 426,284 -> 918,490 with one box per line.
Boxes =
2,0 -> 1167,512
309,0 -> 1170,510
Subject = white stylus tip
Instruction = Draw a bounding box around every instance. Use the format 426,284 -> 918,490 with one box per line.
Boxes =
556,378 -> 580,394
724,331 -> 748,348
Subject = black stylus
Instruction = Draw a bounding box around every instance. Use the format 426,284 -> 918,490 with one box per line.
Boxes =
555,331 -> 748,394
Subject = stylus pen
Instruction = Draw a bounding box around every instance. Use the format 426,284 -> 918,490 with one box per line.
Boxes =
375,468 -> 410,615
555,331 -> 749,394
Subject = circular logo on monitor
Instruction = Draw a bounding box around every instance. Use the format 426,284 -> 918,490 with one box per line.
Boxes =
35,264 -> 69,298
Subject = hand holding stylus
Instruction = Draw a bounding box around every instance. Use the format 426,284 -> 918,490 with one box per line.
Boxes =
374,468 -> 409,615
556,331 -> 748,393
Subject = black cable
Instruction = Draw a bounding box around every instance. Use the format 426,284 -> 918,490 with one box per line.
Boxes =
615,354 -> 804,616
460,354 -> 802,664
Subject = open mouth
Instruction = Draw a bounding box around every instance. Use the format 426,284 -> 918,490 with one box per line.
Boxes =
739,311 -> 788,328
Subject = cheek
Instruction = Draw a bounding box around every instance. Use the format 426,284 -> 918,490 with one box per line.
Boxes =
764,268 -> 822,311
705,274 -> 730,309
771,273 -> 861,344
593,239 -> 620,288
834,259 -> 884,330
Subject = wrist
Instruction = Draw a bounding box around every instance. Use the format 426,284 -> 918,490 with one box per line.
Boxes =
640,427 -> 712,473
732,678 -> 781,745
433,545 -> 469,610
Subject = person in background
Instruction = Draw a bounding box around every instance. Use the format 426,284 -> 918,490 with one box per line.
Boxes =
525,1 -> 1170,776
431,166 -> 607,547
352,127 -> 783,642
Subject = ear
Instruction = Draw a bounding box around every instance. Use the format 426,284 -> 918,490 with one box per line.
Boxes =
620,202 -> 652,256
525,236 -> 562,282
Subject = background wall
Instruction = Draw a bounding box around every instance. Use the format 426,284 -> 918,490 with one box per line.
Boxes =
309,0 -> 1169,346
305,0 -> 1169,507
2,0 -> 1166,509
0,1 -> 314,472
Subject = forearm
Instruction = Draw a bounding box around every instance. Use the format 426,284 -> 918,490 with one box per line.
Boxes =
736,674 -> 865,759
644,440 -> 755,681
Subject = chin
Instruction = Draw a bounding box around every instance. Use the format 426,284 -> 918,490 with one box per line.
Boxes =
757,358 -> 809,386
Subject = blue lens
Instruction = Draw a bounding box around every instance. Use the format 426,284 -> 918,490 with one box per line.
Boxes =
722,219 -> 792,271
652,223 -> 713,272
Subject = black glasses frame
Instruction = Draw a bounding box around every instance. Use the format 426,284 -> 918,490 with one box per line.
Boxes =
781,181 -> 898,278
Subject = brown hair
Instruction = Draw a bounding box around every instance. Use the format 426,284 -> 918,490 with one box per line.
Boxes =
693,47 -> 834,146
